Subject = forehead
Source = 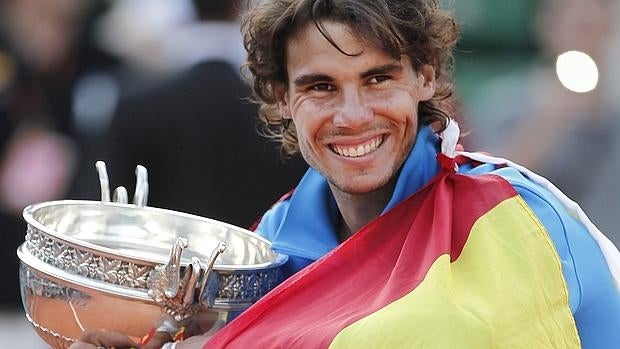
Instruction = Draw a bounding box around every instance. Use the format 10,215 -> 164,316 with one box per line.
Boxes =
288,21 -> 364,56
285,21 -> 396,74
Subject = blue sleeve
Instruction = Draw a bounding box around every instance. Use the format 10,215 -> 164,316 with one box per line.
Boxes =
470,165 -> 620,348
254,200 -> 315,278
255,200 -> 290,242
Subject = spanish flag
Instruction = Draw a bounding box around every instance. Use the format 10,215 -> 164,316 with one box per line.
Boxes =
207,161 -> 580,348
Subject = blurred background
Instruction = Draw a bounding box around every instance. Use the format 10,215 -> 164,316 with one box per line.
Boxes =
0,0 -> 618,345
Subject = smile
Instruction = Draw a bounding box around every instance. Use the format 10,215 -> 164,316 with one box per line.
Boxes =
330,136 -> 384,158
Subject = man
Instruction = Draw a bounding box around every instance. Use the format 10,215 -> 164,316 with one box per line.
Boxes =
72,0 -> 619,348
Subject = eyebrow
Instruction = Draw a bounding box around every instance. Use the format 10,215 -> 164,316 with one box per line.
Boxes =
293,73 -> 334,87
360,61 -> 403,79
292,60 -> 404,87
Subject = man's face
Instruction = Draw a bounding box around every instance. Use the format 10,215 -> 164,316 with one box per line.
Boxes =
278,21 -> 435,195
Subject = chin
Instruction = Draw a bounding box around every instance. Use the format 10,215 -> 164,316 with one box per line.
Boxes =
331,175 -> 393,195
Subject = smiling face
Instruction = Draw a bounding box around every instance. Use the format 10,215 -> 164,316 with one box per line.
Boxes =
277,21 -> 436,196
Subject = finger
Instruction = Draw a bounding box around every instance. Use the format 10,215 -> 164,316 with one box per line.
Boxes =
79,329 -> 140,348
141,332 -> 173,349
67,342 -> 97,349
202,319 -> 226,337
176,334 -> 214,349
190,311 -> 219,335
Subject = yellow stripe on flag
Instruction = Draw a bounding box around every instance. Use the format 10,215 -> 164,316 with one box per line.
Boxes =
329,196 -> 580,349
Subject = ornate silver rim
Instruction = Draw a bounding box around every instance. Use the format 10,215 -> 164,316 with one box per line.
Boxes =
20,161 -> 286,312
22,225 -> 285,309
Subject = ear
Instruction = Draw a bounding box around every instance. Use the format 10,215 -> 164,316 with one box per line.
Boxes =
274,83 -> 292,120
417,64 -> 436,101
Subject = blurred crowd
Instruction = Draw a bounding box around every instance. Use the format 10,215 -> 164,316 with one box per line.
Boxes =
0,0 -> 618,317
0,0 -> 308,311
461,0 -> 620,244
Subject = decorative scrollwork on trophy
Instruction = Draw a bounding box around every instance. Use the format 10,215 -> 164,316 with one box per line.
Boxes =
147,237 -> 227,321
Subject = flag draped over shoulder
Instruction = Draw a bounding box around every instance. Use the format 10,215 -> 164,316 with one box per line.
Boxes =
207,162 -> 580,348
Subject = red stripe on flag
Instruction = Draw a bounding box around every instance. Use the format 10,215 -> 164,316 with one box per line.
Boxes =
207,173 -> 517,348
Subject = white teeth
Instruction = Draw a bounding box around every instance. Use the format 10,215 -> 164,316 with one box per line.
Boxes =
331,136 -> 383,158
356,145 -> 364,156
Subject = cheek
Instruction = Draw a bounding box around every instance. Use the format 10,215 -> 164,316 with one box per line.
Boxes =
292,100 -> 333,139
371,91 -> 418,124
302,97 -> 337,117
292,116 -> 319,154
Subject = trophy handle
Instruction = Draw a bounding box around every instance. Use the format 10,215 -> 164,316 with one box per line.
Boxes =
113,186 -> 128,204
195,242 -> 227,305
147,239 -> 227,321
133,165 -> 149,207
95,161 -> 111,203
95,161 -> 149,206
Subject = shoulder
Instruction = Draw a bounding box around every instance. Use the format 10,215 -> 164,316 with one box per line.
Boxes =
463,164 -> 582,293
254,191 -> 294,242
461,159 -> 620,345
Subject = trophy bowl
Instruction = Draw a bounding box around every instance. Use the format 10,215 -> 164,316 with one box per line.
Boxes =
17,163 -> 287,348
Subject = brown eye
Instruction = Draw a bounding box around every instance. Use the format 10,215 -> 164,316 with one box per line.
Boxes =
311,83 -> 335,91
369,75 -> 390,84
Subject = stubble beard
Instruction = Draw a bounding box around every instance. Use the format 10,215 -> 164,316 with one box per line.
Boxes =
302,135 -> 414,198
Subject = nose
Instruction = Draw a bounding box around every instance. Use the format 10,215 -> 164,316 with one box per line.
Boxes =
333,85 -> 373,128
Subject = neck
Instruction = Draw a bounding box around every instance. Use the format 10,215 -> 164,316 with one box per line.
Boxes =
331,179 -> 396,242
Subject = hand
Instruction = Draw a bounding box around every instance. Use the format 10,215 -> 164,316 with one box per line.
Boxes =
160,326 -> 224,349
140,331 -> 173,349
173,334 -> 215,349
68,329 -> 140,349
68,311 -> 224,349
151,316 -> 226,349
141,311 -> 223,349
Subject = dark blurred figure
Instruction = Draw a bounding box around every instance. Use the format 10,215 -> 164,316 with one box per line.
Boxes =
0,0 -> 118,308
77,0 -> 307,228
468,0 -> 620,245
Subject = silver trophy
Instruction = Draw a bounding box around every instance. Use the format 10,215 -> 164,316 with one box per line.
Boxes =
17,162 -> 287,348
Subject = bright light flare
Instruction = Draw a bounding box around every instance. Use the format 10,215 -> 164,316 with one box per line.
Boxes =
555,50 -> 599,93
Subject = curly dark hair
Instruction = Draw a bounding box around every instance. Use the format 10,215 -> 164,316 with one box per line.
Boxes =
242,0 -> 460,155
